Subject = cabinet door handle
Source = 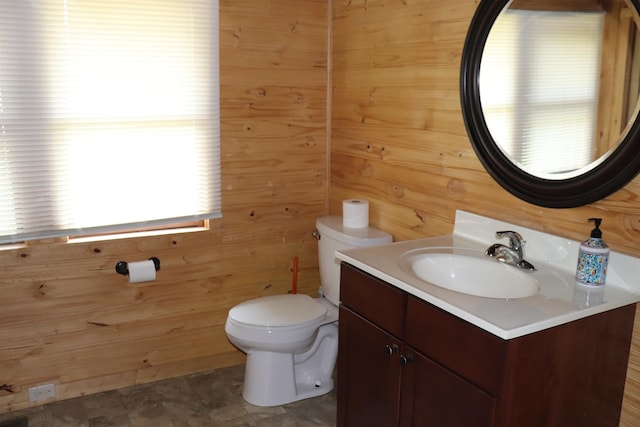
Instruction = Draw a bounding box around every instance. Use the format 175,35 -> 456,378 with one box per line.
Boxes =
385,344 -> 399,356
400,354 -> 414,366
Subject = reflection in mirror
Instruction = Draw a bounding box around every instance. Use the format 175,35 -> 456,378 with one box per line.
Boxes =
460,0 -> 640,207
479,0 -> 640,179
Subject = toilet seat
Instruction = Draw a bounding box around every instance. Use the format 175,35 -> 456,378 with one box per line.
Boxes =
228,294 -> 327,330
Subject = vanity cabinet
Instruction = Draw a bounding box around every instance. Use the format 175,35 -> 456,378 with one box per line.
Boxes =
337,263 -> 635,427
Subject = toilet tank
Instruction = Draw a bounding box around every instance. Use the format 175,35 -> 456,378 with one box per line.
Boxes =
315,216 -> 392,306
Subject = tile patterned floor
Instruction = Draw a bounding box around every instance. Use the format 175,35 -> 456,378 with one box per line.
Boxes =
0,364 -> 337,426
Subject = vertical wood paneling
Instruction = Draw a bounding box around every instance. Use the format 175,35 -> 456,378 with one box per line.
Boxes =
330,0 -> 640,424
0,0 -> 328,414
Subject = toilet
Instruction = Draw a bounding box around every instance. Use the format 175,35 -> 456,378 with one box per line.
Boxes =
225,216 -> 392,406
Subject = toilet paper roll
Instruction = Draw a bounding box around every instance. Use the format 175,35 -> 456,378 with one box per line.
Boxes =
343,199 -> 369,228
128,260 -> 157,284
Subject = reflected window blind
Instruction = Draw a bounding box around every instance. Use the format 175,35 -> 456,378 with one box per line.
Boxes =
0,0 -> 221,244
480,10 -> 604,177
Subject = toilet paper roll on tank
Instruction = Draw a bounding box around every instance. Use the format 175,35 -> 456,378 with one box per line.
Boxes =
342,199 -> 369,228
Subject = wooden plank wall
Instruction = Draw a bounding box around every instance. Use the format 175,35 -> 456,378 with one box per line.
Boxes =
330,0 -> 640,425
0,0 -> 328,414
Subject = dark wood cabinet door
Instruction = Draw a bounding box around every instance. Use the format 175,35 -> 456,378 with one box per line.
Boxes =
399,350 -> 495,427
338,306 -> 403,427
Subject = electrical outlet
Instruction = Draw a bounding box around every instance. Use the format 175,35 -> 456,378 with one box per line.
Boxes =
28,384 -> 56,402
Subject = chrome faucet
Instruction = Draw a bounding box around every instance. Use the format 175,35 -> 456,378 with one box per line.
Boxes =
485,231 -> 536,271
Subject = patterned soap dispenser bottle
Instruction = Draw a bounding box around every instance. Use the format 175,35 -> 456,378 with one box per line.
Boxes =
575,218 -> 610,287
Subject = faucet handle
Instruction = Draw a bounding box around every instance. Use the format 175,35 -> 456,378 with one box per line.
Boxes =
495,230 -> 524,251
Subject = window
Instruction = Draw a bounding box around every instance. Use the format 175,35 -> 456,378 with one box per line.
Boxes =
480,10 -> 604,178
0,0 -> 221,244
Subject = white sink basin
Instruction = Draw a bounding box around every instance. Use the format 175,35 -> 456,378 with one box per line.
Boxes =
399,249 -> 540,299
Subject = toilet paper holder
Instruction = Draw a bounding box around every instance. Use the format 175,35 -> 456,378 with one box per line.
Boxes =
115,257 -> 161,276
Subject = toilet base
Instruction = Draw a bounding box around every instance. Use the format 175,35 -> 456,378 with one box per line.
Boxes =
241,323 -> 338,406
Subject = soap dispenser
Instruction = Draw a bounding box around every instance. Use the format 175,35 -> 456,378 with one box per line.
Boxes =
575,218 -> 610,287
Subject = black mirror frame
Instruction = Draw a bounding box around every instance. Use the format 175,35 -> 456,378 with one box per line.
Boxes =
461,0 -> 640,208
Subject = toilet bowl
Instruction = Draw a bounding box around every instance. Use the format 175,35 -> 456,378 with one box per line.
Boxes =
225,216 -> 392,406
226,294 -> 339,406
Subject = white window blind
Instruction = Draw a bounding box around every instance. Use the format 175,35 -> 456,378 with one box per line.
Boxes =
480,10 -> 604,178
0,0 -> 221,244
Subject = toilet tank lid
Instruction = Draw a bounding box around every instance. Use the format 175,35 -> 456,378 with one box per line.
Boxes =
316,216 -> 392,247
228,294 -> 327,328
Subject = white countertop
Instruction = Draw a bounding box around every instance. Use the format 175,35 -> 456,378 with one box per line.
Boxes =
335,211 -> 640,339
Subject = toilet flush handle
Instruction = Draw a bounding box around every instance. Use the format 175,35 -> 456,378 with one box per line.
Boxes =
311,230 -> 321,240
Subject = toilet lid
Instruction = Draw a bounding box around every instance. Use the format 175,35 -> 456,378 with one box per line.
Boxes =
228,294 -> 327,328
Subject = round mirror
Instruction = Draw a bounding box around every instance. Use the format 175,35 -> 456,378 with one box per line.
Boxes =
461,0 -> 640,208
